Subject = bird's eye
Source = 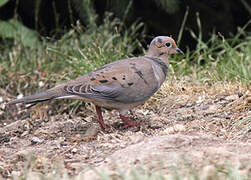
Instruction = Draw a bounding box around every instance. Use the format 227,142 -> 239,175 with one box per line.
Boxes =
165,42 -> 172,48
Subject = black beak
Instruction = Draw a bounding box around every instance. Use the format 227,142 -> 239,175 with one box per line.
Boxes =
176,48 -> 184,55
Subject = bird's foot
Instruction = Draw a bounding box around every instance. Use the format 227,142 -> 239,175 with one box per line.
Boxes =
119,114 -> 139,129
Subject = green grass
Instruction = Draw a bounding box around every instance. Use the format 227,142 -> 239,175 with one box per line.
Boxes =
169,18 -> 251,85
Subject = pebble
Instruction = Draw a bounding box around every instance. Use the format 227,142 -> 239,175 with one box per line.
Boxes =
17,94 -> 24,99
71,148 -> 78,153
31,137 -> 44,144
196,96 -> 204,104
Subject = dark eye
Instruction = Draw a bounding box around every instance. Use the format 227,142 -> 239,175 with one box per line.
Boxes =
165,42 -> 172,48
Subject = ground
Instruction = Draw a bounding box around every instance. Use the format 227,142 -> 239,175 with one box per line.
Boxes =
0,80 -> 250,179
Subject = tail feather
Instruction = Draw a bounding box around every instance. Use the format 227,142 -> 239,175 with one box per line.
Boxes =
7,88 -> 64,105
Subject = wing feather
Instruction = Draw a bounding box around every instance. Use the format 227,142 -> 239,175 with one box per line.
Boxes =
63,84 -> 121,101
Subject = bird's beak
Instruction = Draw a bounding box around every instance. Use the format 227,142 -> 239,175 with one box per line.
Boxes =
176,48 -> 184,55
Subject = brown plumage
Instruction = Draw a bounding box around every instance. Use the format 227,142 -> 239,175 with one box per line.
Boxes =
8,36 -> 184,129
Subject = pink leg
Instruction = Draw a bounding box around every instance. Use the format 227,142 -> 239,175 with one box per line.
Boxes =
119,114 -> 138,129
95,106 -> 107,129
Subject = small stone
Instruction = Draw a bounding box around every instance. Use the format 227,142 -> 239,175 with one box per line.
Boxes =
31,137 -> 43,144
71,148 -> 78,153
196,96 -> 203,104
17,94 -> 24,99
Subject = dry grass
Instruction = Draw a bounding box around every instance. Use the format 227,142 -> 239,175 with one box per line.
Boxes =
147,79 -> 250,140
0,79 -> 250,179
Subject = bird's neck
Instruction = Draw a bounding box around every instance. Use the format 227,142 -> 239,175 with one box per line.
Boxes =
145,52 -> 169,66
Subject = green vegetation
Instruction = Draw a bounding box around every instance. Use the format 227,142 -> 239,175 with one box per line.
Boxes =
169,17 -> 251,85
0,13 -> 144,96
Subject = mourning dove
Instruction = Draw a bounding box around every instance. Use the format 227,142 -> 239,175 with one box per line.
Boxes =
8,36 -> 184,129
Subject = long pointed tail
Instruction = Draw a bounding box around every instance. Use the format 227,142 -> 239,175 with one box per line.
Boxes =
7,87 -> 66,105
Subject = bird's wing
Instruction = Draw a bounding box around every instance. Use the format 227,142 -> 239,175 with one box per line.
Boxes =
62,57 -> 163,103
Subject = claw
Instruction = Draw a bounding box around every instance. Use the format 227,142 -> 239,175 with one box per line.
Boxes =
119,114 -> 138,129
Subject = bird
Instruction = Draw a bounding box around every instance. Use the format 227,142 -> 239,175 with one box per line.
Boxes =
8,36 -> 184,129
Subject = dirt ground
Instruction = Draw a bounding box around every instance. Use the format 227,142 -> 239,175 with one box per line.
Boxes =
0,81 -> 250,179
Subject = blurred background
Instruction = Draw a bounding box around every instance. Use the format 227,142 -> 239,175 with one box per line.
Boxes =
0,0 -> 250,50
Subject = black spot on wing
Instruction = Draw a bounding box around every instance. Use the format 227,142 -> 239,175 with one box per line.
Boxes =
130,66 -> 148,85
136,70 -> 148,85
112,77 -> 117,80
90,77 -> 96,81
128,82 -> 134,86
99,80 -> 108,83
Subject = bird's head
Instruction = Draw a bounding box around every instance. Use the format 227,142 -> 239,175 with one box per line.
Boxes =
146,36 -> 184,61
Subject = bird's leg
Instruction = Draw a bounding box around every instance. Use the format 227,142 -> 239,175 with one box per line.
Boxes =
95,106 -> 107,129
119,114 -> 138,129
